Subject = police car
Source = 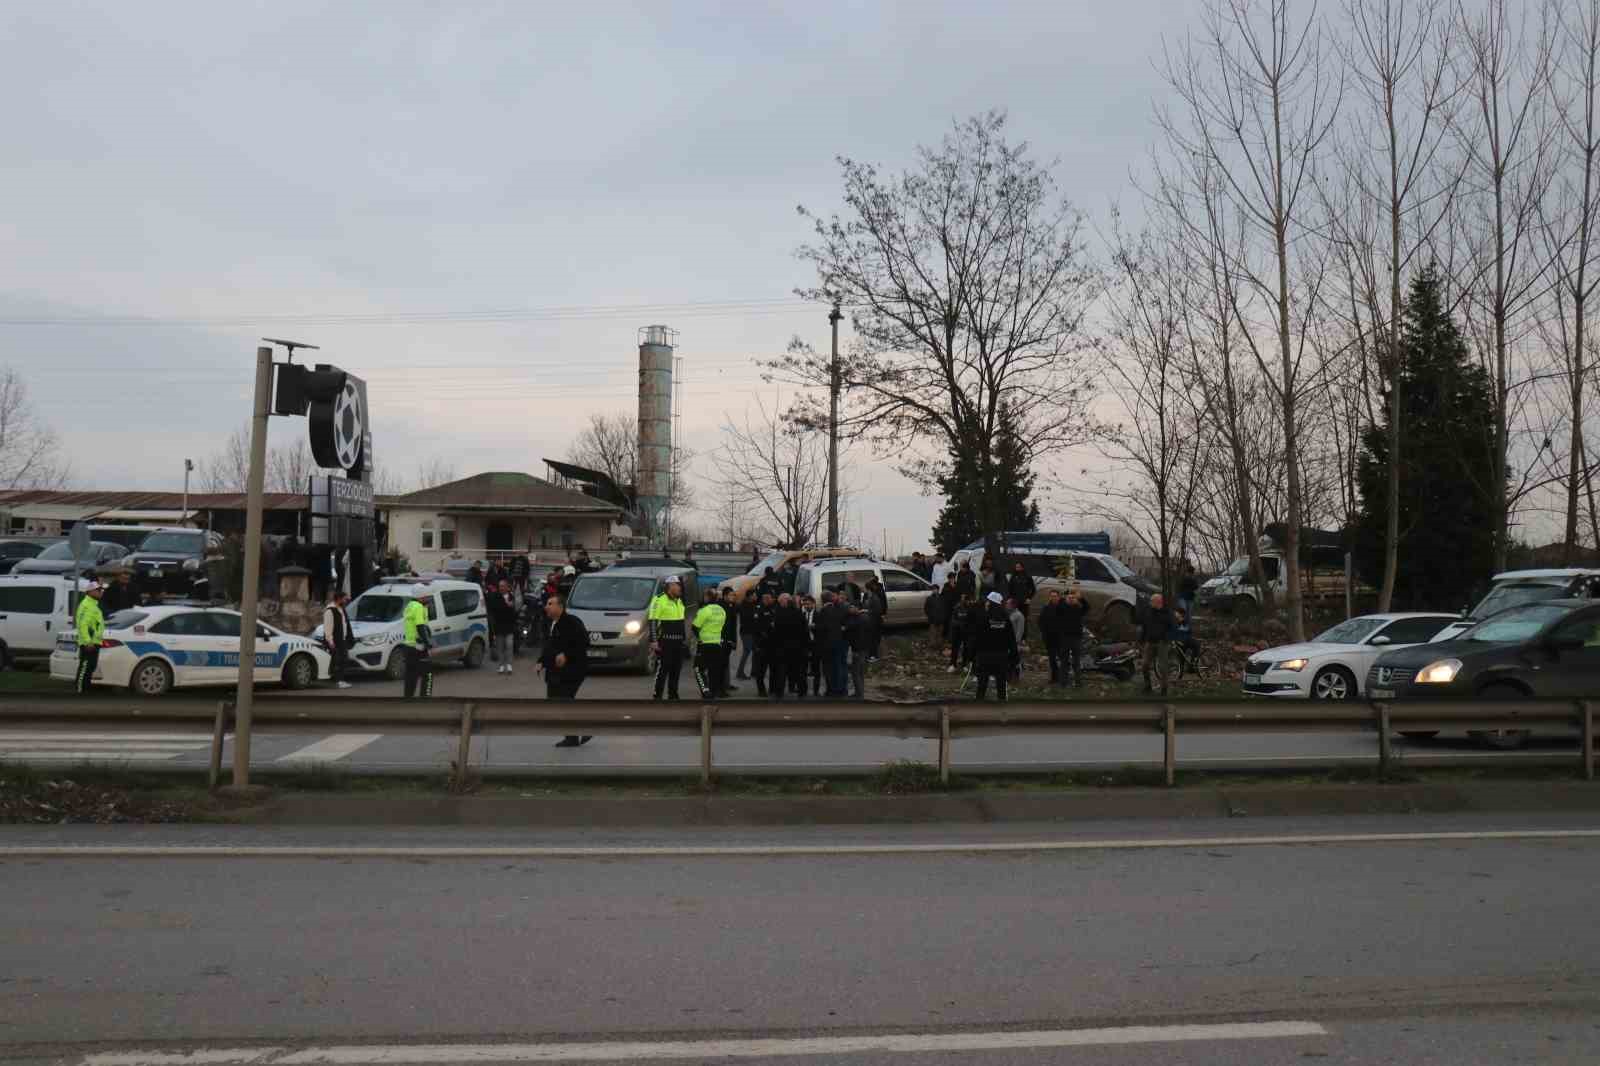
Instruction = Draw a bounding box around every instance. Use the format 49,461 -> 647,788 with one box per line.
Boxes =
312,577 -> 489,679
50,605 -> 332,696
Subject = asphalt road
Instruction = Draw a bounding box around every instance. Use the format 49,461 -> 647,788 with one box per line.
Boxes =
4,814 -> 1599,1063
1,654 -> 1583,776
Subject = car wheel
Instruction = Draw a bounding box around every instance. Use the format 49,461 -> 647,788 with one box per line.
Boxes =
463,637 -> 486,669
1102,601 -> 1134,640
282,653 -> 316,690
129,658 -> 174,697
384,650 -> 406,681
1310,665 -> 1356,701
1470,683 -> 1532,750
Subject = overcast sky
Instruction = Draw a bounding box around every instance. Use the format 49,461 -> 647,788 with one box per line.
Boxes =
0,0 -> 1181,553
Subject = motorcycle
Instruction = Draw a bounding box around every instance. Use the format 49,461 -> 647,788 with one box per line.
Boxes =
1081,627 -> 1138,682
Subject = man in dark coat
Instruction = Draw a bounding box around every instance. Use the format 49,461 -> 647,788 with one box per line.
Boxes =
766,593 -> 809,701
541,593 -> 592,747
844,603 -> 868,699
736,590 -> 759,680
801,594 -> 823,696
1058,588 -> 1090,687
1006,562 -> 1037,636
862,576 -> 888,662
1139,593 -> 1176,697
756,567 -> 783,601
1037,588 -> 1067,686
719,587 -> 741,696
750,592 -> 777,696
955,562 -> 977,600
815,591 -> 849,696
970,591 -> 1019,702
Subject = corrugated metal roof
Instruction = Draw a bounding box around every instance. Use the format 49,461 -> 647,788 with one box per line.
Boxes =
0,490 -> 308,513
386,471 -> 620,513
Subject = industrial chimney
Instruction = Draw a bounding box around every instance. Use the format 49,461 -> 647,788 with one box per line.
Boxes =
636,325 -> 676,541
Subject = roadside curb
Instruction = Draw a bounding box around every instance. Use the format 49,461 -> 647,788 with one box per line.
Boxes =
223,780 -> 1600,827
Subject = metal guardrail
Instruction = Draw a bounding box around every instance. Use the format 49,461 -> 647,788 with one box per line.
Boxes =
0,695 -> 1593,790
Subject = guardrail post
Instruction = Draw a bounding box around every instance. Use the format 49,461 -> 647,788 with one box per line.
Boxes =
1376,702 -> 1392,781
939,705 -> 951,786
1163,705 -> 1176,787
700,705 -> 715,787
209,699 -> 232,792
1581,701 -> 1594,782
454,701 -> 475,791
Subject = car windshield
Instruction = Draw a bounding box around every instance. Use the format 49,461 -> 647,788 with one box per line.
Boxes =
1469,581 -> 1569,619
351,594 -> 408,623
1462,603 -> 1573,643
1312,617 -> 1387,644
137,532 -> 202,554
748,552 -> 787,576
34,542 -> 79,560
1224,558 -> 1249,577
105,610 -> 148,629
1103,556 -> 1136,579
569,575 -> 658,611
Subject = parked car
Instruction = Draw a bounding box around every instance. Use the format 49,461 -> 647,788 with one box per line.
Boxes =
791,557 -> 935,626
0,574 -> 87,666
0,538 -> 55,575
1367,599 -> 1600,748
950,546 -> 1151,637
51,604 -> 330,696
121,528 -> 223,597
1242,612 -> 1463,701
79,524 -> 165,553
567,563 -> 702,673
12,540 -> 130,577
718,547 -> 865,600
312,577 -> 489,679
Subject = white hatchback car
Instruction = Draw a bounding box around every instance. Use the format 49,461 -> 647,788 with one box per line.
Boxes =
1242,613 -> 1462,701
51,605 -> 331,696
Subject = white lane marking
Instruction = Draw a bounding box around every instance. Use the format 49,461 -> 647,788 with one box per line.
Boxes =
88,1022 -> 1328,1065
274,734 -> 383,764
12,829 -> 1600,861
0,750 -> 204,760
0,733 -> 213,741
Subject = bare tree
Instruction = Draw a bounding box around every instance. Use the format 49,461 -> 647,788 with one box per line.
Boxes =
1162,1 -> 1342,638
565,412 -> 693,512
414,458 -> 458,491
197,426 -> 251,494
710,395 -> 839,550
0,368 -> 69,489
1453,0 -> 1560,567
771,112 -> 1101,560
1330,0 -> 1462,609
266,439 -> 313,495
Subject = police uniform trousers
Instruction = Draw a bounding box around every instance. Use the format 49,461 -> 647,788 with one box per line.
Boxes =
654,637 -> 686,699
402,646 -> 434,699
75,645 -> 100,695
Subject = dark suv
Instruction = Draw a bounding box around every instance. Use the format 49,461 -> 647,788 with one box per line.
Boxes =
122,528 -> 222,597
1368,600 -> 1600,747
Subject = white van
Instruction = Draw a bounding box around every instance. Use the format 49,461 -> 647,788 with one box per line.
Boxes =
312,577 -> 489,679
792,558 -> 935,626
0,574 -> 87,666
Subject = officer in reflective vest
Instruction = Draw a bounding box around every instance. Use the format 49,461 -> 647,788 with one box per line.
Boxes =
74,581 -> 107,694
647,577 -> 688,700
691,592 -> 727,700
402,589 -> 435,699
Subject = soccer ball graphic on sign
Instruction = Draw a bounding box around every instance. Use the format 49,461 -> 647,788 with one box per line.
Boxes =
333,379 -> 364,471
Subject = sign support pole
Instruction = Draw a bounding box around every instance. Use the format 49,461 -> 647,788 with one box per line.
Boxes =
231,345 -> 273,788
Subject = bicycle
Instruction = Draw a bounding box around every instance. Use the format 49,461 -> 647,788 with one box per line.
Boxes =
1165,638 -> 1208,684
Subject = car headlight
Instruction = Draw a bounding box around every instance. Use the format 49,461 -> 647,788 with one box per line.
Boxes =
1415,658 -> 1462,684
1274,658 -> 1308,672
623,620 -> 643,636
358,634 -> 388,646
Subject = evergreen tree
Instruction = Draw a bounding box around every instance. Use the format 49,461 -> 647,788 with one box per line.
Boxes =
931,405 -> 1040,556
1353,265 -> 1497,608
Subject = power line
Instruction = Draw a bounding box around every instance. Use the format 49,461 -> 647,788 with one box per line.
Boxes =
0,296 -> 813,328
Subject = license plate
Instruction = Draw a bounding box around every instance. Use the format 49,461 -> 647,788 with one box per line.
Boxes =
587,650 -> 608,660
1370,688 -> 1395,699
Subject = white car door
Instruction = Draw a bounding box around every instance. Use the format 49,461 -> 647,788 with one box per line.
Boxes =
146,611 -> 224,685
0,582 -> 60,658
881,568 -> 934,626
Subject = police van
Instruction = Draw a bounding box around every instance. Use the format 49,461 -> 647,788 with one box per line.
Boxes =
314,577 -> 490,679
0,573 -> 88,667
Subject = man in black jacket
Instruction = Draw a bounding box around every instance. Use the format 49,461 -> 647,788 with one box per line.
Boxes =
1037,589 -> 1066,686
487,579 -> 519,674
751,592 -> 777,696
719,587 -> 740,696
1139,593 -> 1175,697
766,594 -> 809,701
862,576 -> 888,662
844,603 -> 868,699
736,590 -> 759,680
970,592 -> 1019,702
816,591 -> 849,696
801,594 -> 823,695
955,562 -> 977,600
1006,562 -> 1037,637
1059,588 -> 1089,687
541,593 -> 592,747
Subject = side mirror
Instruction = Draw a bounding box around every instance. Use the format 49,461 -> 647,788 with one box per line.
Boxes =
1369,635 -> 1391,646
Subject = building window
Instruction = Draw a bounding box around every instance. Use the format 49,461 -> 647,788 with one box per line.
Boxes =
539,526 -> 553,549
439,516 -> 456,551
561,526 -> 575,549
420,520 -> 434,550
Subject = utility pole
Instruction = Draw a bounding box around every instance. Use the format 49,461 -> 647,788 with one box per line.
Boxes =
827,300 -> 842,546
231,345 -> 274,789
181,459 -> 194,524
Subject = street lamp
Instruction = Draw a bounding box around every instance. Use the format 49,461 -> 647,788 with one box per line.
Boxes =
181,459 -> 194,525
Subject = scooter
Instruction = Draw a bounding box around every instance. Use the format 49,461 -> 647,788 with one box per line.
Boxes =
1081,628 -> 1138,682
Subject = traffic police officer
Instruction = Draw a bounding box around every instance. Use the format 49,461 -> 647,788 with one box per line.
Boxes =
691,591 -> 727,700
74,581 -> 107,694
402,589 -> 435,699
647,577 -> 688,700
